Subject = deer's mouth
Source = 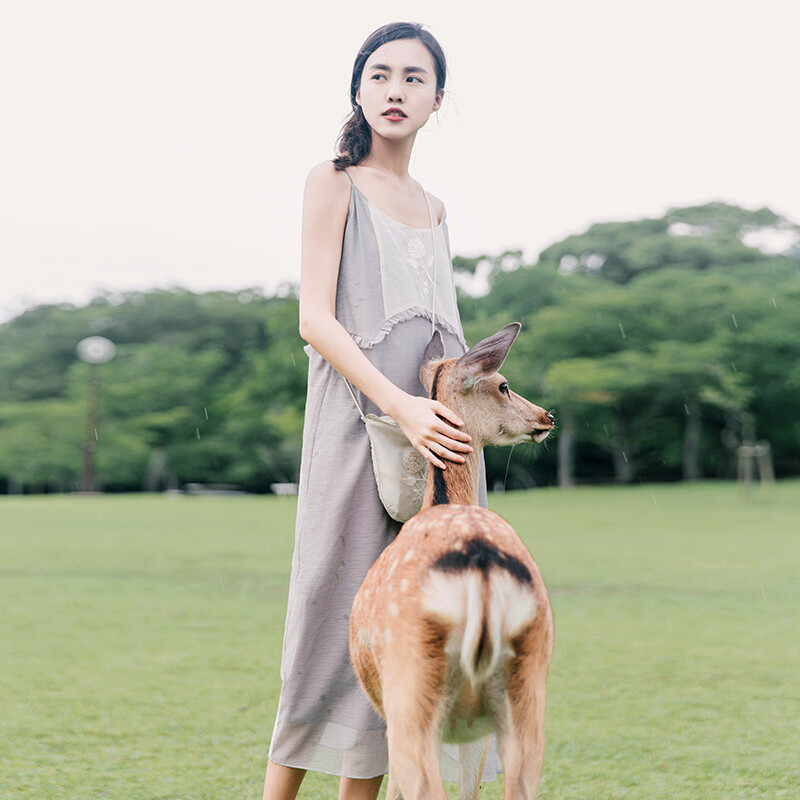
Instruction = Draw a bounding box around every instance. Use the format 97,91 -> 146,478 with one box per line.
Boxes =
531,428 -> 551,443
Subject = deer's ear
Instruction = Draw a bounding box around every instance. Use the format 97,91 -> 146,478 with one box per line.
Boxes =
420,329 -> 446,392
456,323 -> 521,390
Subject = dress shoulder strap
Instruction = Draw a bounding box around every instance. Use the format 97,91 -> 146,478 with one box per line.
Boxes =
341,168 -> 354,184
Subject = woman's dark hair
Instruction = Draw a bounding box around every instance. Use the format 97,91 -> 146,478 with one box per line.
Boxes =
333,22 -> 447,170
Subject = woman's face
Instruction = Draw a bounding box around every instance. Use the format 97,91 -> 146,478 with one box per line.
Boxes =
356,38 -> 443,142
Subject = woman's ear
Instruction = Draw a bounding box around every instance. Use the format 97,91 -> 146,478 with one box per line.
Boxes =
433,90 -> 444,112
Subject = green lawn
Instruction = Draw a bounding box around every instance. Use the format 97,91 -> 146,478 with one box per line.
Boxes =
1,481 -> 798,799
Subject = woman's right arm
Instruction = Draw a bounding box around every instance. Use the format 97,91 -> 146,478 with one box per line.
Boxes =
298,162 -> 472,469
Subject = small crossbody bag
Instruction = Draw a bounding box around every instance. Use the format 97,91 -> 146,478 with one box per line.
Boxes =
341,188 -> 439,522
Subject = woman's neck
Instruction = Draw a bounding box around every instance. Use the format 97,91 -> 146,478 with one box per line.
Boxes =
360,134 -> 417,181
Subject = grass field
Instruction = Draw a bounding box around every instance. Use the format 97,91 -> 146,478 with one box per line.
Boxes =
1,481 -> 799,799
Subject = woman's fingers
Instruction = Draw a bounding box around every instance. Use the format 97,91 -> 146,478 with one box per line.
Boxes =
420,445 -> 447,470
429,440 -> 466,464
434,434 -> 472,454
432,402 -> 471,442
397,396 -> 474,467
415,439 -> 465,469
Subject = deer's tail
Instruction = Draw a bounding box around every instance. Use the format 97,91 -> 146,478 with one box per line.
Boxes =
422,565 -> 537,686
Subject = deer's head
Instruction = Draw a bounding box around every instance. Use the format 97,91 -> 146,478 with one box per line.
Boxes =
420,323 -> 554,449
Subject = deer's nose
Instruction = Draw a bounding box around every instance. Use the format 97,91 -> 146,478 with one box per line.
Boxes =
545,412 -> 555,423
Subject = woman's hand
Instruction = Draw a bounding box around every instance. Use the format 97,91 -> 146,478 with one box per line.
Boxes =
390,394 -> 473,469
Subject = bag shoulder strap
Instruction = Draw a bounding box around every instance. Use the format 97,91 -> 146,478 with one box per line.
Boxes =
343,377 -> 367,422
423,189 -> 437,337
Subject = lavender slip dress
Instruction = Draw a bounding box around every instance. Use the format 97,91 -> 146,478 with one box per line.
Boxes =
268,174 -> 498,780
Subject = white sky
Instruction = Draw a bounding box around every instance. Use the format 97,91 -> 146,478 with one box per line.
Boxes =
1,0 -> 798,322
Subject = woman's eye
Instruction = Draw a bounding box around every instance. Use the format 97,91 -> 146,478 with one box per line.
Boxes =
371,73 -> 386,81
406,75 -> 422,83
499,382 -> 509,395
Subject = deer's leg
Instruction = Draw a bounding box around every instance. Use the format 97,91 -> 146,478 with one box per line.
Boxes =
498,670 -> 547,800
384,720 -> 446,800
458,737 -> 490,800
384,767 -> 401,800
381,657 -> 448,800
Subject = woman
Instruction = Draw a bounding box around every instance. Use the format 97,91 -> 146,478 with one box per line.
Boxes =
264,22 -> 491,800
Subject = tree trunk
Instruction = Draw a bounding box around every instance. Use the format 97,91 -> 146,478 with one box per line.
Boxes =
682,401 -> 702,481
144,447 -> 168,493
558,407 -> 576,488
612,416 -> 634,483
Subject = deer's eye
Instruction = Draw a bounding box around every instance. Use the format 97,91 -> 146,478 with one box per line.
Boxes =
499,381 -> 509,396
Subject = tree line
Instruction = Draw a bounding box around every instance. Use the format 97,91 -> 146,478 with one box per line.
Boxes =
1,202 -> 797,494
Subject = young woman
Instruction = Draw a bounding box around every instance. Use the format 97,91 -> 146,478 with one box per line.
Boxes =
263,22 -> 493,800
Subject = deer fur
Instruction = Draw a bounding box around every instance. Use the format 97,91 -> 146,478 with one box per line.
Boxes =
349,323 -> 555,800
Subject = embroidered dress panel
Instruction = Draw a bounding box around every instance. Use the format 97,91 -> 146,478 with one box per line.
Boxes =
367,199 -> 460,333
334,184 -> 466,351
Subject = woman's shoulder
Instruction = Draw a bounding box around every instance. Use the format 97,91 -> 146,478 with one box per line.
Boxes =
304,160 -> 352,219
305,160 -> 351,195
423,188 -> 446,225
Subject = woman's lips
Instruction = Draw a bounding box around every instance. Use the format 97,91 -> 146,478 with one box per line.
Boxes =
382,108 -> 407,120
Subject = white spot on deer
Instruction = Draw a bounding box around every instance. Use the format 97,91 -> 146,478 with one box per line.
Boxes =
402,549 -> 415,563
384,626 -> 392,644
389,602 -> 399,617
400,578 -> 409,592
357,627 -> 373,649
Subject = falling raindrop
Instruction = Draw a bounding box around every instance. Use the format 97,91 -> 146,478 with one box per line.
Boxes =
684,404 -> 690,416
731,362 -> 737,372
291,353 -> 297,367
771,298 -> 778,309
94,429 -> 99,441
603,424 -> 609,437
731,313 -> 738,328
622,451 -> 628,463
196,428 -> 201,439
618,323 -> 626,338
204,407 -> 209,420
651,494 -> 657,507
760,586 -> 767,601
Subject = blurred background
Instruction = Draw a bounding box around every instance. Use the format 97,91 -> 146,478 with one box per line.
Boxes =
1,0 -> 798,494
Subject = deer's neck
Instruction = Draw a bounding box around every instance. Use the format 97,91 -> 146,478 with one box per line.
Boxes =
422,447 -> 483,509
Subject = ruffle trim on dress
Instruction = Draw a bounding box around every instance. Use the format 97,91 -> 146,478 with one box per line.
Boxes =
349,308 -> 467,350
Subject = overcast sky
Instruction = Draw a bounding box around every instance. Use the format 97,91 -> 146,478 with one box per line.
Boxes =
1,0 -> 798,321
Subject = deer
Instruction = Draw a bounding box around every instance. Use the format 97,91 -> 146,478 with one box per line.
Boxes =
349,323 -> 555,800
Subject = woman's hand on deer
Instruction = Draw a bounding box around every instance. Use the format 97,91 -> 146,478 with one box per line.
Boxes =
391,394 -> 472,469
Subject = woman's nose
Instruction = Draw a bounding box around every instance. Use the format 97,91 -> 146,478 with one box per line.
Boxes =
386,82 -> 404,102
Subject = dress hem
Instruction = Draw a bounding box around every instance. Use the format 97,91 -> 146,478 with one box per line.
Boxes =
268,752 -> 388,781
349,308 -> 467,350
